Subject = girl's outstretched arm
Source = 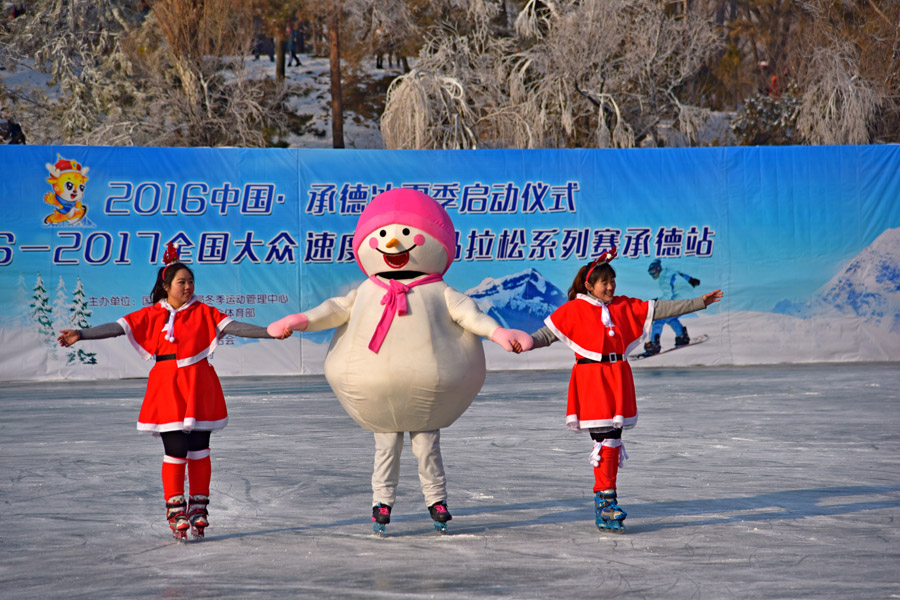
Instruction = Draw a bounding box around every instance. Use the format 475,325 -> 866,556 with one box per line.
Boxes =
58,322 -> 125,347
223,321 -> 292,340
513,326 -> 558,353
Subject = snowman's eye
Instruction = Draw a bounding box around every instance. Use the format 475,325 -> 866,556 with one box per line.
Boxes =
402,228 -> 410,236
379,230 -> 387,237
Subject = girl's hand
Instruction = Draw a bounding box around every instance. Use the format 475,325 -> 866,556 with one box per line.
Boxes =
703,289 -> 723,306
275,328 -> 293,340
57,329 -> 80,347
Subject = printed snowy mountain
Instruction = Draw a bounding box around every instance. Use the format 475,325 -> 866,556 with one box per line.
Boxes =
773,227 -> 900,332
465,268 -> 567,332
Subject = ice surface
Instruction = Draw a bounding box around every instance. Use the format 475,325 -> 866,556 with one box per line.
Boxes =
1,365 -> 898,599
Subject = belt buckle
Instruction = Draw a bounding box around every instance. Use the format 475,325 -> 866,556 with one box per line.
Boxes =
608,353 -> 618,363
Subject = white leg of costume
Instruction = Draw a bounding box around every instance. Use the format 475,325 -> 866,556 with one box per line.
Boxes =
372,431 -> 403,506
409,430 -> 447,506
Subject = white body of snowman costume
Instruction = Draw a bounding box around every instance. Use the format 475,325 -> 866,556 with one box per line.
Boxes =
270,189 -> 530,515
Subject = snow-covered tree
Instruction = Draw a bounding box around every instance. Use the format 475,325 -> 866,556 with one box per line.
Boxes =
0,0 -> 290,147
29,273 -> 57,352
381,0 -> 723,149
15,273 -> 31,327
731,84 -> 802,146
67,277 -> 97,365
52,276 -> 70,328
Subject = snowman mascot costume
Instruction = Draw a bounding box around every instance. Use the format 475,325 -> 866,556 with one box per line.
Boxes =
269,188 -> 533,533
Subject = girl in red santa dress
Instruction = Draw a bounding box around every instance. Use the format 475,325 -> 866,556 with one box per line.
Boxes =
516,248 -> 722,532
58,246 -> 291,541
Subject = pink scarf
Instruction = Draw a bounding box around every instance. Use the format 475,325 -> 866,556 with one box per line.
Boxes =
368,274 -> 443,353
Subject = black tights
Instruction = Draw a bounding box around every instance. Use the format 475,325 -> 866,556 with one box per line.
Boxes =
160,431 -> 211,459
589,429 -> 622,443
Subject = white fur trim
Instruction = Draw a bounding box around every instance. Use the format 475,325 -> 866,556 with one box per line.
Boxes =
625,299 -> 656,357
175,316 -> 233,368
137,416 -> 228,434
187,449 -> 210,460
566,414 -> 637,432
117,317 -> 153,361
544,316 -> 625,364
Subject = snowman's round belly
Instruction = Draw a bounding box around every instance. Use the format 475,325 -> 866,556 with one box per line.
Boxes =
323,331 -> 486,432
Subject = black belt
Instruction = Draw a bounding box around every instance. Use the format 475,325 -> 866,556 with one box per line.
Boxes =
155,354 -> 176,362
577,354 -> 625,364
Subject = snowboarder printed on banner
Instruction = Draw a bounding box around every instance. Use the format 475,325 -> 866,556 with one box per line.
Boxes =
268,188 -> 532,536
641,259 -> 702,357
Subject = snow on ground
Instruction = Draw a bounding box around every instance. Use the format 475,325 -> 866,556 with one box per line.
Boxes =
1,365 -> 898,599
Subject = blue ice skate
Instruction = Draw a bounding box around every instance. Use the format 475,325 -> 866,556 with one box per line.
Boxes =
428,501 -> 452,534
372,503 -> 391,536
594,490 -> 626,533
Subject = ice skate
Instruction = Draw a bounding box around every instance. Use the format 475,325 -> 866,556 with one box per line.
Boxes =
166,494 -> 190,541
372,503 -> 391,536
594,490 -> 626,533
188,494 -> 209,539
428,501 -> 452,534
674,327 -> 690,347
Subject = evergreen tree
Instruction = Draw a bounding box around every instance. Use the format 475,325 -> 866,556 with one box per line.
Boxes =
53,276 -> 77,364
29,273 -> 57,353
0,0 -> 290,147
16,273 -> 30,327
69,277 -> 97,365
53,276 -> 71,329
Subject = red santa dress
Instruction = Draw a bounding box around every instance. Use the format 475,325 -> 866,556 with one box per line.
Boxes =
117,298 -> 233,434
544,294 -> 655,432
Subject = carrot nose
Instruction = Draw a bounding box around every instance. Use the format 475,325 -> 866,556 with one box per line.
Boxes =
386,238 -> 399,248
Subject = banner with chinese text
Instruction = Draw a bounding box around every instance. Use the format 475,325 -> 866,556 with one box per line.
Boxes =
2,145 -> 898,381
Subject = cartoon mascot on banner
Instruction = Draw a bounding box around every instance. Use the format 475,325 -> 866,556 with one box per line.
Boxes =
268,188 -> 533,534
43,154 -> 89,225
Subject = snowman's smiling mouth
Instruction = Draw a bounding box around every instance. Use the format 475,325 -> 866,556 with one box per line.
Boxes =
378,246 -> 417,269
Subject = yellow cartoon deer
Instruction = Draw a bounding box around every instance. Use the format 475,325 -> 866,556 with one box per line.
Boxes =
44,155 -> 89,225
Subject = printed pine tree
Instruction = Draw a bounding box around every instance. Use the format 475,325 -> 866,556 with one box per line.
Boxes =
30,273 -> 58,355
16,273 -> 31,327
53,276 -> 77,364
69,277 -> 97,365
53,276 -> 71,327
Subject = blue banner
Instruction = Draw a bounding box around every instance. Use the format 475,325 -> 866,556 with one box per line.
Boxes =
2,145 -> 899,380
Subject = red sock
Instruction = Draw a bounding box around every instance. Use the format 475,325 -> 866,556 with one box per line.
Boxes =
592,445 -> 620,492
162,456 -> 187,499
187,449 -> 211,497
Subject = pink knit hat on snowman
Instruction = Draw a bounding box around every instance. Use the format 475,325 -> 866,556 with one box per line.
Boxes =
352,188 -> 457,275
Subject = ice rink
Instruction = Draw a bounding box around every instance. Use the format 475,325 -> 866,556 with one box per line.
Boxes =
2,363 -> 899,599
